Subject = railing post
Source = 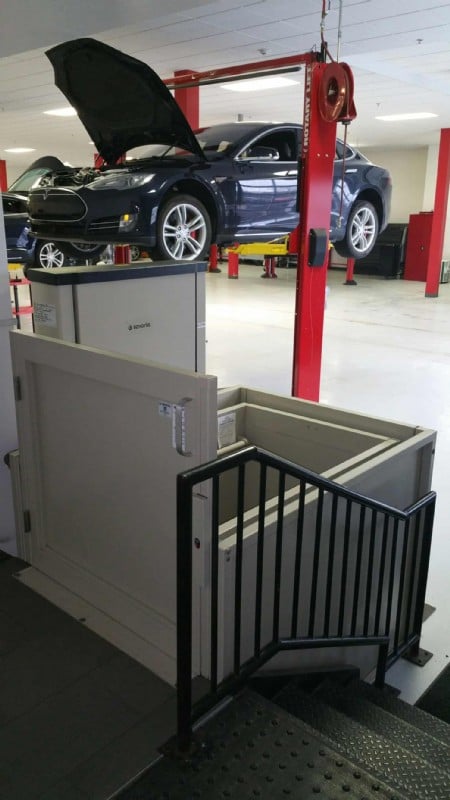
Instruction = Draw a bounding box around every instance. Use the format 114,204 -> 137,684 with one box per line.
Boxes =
176,473 -> 194,753
375,640 -> 389,688
405,499 -> 435,663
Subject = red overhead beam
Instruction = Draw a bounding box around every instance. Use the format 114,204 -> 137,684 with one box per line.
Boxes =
163,52 -> 317,89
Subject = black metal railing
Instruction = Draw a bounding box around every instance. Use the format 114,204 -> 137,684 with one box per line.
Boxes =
176,445 -> 436,752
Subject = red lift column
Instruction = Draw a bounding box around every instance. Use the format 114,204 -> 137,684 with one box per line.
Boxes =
291,61 -> 340,401
174,70 -> 199,129
0,160 -> 7,191
425,128 -> 450,298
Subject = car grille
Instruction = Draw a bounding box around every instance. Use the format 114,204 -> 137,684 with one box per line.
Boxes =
88,217 -> 120,233
29,188 -> 87,221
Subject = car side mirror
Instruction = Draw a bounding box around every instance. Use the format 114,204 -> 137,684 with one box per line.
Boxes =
245,146 -> 280,161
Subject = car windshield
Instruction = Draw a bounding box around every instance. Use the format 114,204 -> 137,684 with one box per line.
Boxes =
194,123 -> 276,155
195,126 -> 237,154
9,167 -> 51,192
124,124 -> 257,162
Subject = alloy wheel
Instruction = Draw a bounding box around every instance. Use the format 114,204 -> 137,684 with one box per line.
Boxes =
38,242 -> 65,268
162,202 -> 208,260
350,205 -> 377,255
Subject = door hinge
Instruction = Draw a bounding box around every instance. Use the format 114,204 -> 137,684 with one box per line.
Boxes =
14,376 -> 22,401
23,510 -> 31,533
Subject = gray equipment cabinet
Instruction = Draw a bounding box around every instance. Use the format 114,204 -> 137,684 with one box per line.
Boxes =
27,260 -> 206,372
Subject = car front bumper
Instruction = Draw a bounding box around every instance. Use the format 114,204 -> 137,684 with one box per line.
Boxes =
29,186 -> 157,248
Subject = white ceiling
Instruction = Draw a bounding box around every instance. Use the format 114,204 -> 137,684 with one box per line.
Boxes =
1,0 -> 450,180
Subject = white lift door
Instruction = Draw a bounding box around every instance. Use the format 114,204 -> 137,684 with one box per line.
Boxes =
10,330 -> 217,684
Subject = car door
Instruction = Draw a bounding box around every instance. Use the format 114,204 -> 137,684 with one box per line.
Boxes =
233,127 -> 300,239
330,140 -> 362,237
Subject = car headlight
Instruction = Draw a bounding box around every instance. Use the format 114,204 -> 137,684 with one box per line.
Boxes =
119,213 -> 138,231
87,173 -> 155,191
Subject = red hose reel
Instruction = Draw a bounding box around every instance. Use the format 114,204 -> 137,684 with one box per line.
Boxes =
318,62 -> 356,124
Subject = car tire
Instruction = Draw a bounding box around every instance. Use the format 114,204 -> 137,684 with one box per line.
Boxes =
153,194 -> 212,261
333,200 -> 379,259
57,241 -> 106,262
35,241 -> 66,269
129,245 -> 142,261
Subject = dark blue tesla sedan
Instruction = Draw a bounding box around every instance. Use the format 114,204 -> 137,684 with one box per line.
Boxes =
28,38 -> 391,263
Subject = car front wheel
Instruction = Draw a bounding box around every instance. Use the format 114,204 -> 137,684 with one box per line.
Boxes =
154,194 -> 212,261
35,241 -> 66,268
334,200 -> 379,259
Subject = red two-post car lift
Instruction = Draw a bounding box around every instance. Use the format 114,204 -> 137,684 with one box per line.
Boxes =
165,46 -> 357,402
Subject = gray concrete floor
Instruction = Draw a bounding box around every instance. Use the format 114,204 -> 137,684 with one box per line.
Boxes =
205,262 -> 450,702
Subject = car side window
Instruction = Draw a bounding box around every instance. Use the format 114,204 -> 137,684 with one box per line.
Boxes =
239,129 -> 299,162
335,140 -> 354,160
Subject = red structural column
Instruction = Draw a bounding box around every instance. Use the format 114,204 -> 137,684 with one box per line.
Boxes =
425,128 -> 450,298
174,70 -> 199,129
291,62 -> 338,401
0,160 -> 7,191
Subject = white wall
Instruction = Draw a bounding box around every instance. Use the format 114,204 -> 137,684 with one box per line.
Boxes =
363,144 -> 450,260
362,146 -> 429,223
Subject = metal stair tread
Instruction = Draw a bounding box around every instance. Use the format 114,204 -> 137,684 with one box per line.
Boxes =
350,678 -> 450,747
122,689 -> 409,799
274,681 -> 450,800
313,681 -> 450,772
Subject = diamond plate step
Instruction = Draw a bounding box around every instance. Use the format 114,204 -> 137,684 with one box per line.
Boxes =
119,690 -> 407,800
314,682 -> 450,772
350,679 -> 450,747
274,682 -> 450,800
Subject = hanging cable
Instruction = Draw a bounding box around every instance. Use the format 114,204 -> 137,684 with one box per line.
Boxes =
320,0 -> 334,62
337,0 -> 344,62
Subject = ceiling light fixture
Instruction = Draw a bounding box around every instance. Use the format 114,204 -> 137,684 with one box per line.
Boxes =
43,107 -> 77,117
221,76 -> 299,92
5,147 -> 36,153
375,112 -> 438,122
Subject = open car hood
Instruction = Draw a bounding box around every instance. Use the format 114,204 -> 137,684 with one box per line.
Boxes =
46,38 -> 205,165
